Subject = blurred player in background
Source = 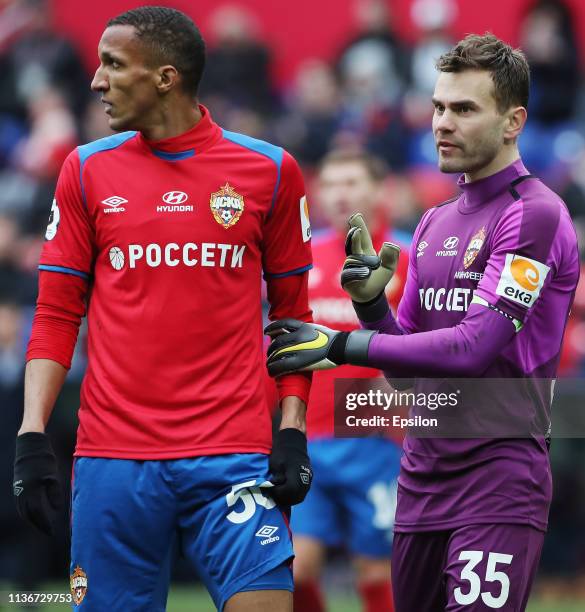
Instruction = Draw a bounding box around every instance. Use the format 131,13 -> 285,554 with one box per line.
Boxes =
265,34 -> 580,611
292,149 -> 408,612
13,6 -> 314,611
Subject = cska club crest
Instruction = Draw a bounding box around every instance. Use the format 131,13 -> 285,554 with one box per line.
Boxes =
210,183 -> 244,228
463,227 -> 487,269
70,565 -> 88,605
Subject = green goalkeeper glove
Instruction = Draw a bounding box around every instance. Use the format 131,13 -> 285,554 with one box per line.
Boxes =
340,213 -> 401,303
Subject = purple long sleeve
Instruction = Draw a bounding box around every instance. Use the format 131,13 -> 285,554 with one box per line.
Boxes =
365,303 -> 516,377
361,308 -> 405,335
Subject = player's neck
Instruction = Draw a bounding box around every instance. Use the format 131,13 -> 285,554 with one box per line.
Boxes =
139,101 -> 203,142
464,145 -> 520,184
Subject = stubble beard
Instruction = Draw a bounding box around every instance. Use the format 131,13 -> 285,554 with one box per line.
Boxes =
438,138 -> 500,176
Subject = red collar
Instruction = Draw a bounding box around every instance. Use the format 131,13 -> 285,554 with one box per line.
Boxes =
138,105 -> 222,159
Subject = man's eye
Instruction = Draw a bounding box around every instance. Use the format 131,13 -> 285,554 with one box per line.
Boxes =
458,106 -> 472,114
112,61 -> 121,69
434,105 -> 444,113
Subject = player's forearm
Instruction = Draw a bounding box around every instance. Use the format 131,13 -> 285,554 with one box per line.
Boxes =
19,359 -> 68,434
279,395 -> 307,433
365,303 -> 516,377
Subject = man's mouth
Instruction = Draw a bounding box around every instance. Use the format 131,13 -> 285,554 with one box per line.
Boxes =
437,140 -> 459,152
102,100 -> 113,114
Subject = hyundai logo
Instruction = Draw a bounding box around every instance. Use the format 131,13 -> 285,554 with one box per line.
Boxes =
443,236 -> 459,249
163,191 -> 189,205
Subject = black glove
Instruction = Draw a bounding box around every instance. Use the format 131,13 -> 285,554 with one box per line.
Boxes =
264,318 -> 375,377
13,432 -> 62,535
268,428 -> 313,506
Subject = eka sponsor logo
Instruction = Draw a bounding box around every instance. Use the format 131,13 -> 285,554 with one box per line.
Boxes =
108,242 -> 246,270
300,195 -> 311,242
496,253 -> 550,308
255,525 -> 280,545
157,191 -> 193,213
102,196 -> 127,214
419,287 -> 472,312
45,199 -> 60,240
436,236 -> 459,257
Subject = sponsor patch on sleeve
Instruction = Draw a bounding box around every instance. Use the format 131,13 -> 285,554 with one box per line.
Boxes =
495,253 -> 550,308
45,198 -> 60,241
300,195 -> 311,242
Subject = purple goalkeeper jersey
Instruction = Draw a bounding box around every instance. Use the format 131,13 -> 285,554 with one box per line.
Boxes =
393,159 -> 579,533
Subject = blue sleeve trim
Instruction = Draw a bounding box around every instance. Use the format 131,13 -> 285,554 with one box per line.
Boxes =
77,132 -> 137,208
38,265 -> 90,280
152,148 -> 195,161
264,263 -> 312,279
221,129 -> 283,216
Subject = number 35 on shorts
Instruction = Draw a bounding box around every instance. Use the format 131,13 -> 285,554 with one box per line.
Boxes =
225,480 -> 276,524
454,550 -> 513,609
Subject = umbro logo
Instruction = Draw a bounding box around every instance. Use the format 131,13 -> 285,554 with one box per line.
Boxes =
102,196 -> 127,213
256,525 -> 280,545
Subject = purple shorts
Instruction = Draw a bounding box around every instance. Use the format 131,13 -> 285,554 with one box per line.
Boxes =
392,524 -> 544,611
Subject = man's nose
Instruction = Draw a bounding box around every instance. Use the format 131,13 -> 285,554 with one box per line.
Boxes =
435,110 -> 455,133
91,67 -> 108,92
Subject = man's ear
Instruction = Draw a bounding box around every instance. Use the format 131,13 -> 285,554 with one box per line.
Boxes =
156,65 -> 179,94
504,106 -> 527,142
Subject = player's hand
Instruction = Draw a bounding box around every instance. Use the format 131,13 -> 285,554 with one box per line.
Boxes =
264,319 -> 375,377
341,213 -> 400,303
268,428 -> 312,506
13,432 -> 62,535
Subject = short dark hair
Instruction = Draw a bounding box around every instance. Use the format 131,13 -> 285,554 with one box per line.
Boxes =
108,6 -> 205,97
319,148 -> 388,182
436,33 -> 530,113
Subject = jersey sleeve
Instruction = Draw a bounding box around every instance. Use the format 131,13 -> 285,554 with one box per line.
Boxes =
39,149 -> 95,279
266,272 -> 313,405
474,196 -> 561,326
261,150 -> 312,279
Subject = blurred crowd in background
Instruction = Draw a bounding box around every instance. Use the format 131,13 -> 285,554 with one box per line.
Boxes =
1,0 -> 585,603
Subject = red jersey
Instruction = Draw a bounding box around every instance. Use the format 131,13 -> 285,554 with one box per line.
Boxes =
35,106 -> 312,459
306,226 -> 409,438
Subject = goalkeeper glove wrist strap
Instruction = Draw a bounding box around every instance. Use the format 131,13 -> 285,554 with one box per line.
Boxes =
330,330 -> 376,367
352,292 -> 390,323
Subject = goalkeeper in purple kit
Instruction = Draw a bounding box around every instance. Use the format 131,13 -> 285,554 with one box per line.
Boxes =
265,34 -> 579,611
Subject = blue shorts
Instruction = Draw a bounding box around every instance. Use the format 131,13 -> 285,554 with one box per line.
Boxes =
291,437 -> 401,557
70,454 -> 293,611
